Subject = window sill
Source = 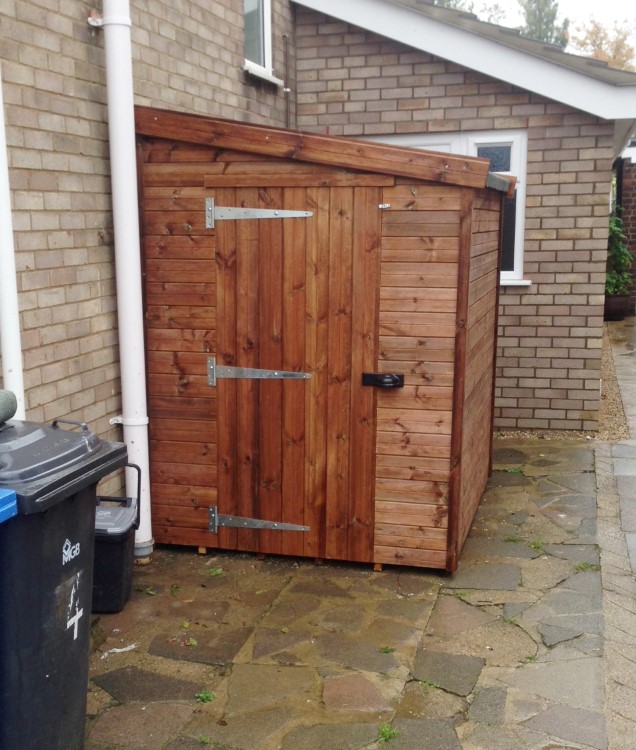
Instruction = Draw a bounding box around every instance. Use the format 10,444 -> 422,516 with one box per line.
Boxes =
500,279 -> 532,287
243,61 -> 284,87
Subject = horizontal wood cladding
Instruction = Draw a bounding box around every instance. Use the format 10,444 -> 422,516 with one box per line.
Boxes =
373,183 -> 460,567
456,193 -> 502,553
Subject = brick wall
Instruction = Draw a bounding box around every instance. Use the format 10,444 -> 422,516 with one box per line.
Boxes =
295,9 -> 614,431
622,159 -> 636,311
0,1 -> 292,440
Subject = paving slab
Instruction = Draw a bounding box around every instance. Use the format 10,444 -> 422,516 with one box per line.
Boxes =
391,718 -> 461,749
411,651 -> 484,696
92,666 -> 203,703
444,563 -> 521,591
523,704 -> 608,749
467,686 -> 507,724
87,702 -> 195,750
501,657 -> 604,710
279,723 -> 379,750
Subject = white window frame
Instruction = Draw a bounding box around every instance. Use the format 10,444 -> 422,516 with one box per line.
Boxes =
243,0 -> 283,87
365,130 -> 529,285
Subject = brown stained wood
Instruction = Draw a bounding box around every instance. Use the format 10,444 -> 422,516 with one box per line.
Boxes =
375,529 -> 447,550
376,408 -> 453,435
146,306 -> 215,330
376,432 -> 451,459
151,460 -> 216,486
140,138 -> 222,163
152,503 -> 213,528
374,546 -> 447,568
154,526 -> 218,548
382,236 -> 460,252
379,338 -> 456,363
143,210 -> 209,236
446,189 -> 473,572
348,187 -> 381,563
385,360 -> 454,387
375,500 -> 448,524
377,385 -> 453,411
303,187 -> 330,559
147,373 -> 212,399
145,329 -> 216,353
150,440 -> 216,465
375,478 -> 448,503
233,189 -> 260,553
146,285 -> 216,307
380,271 -> 459,290
145,259 -> 216,284
146,350 -> 210,373
281,188 -> 309,558
136,106 -> 501,190
204,173 -> 394,188
149,417 -> 215,443
151,483 -> 216,507
258,187 -> 285,556
380,193 -> 463,212
379,317 -> 456,339
325,187 -> 354,560
143,187 -> 209,212
144,235 -> 216,260
375,456 -> 450,482
215,187 -> 240,552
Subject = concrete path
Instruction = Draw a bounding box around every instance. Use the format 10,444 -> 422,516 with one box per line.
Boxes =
85,319 -> 636,750
599,317 -> 636,750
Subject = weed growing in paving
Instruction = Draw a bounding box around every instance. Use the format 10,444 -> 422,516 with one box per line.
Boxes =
575,562 -> 601,572
195,690 -> 215,703
378,723 -> 398,742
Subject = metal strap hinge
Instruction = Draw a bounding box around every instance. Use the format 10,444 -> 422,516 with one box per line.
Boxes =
209,506 -> 309,534
205,198 -> 312,229
207,357 -> 311,387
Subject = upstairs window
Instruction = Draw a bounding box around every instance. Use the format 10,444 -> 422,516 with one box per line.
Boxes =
243,0 -> 283,85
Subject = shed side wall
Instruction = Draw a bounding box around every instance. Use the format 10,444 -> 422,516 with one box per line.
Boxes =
457,190 -> 501,553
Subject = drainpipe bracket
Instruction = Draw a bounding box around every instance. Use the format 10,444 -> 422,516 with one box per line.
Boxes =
110,415 -> 150,427
87,10 -> 103,28
88,10 -> 132,28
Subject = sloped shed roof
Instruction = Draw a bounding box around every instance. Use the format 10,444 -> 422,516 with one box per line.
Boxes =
135,106 -> 514,195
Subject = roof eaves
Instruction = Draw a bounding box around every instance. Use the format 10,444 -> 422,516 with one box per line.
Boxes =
293,0 -> 636,118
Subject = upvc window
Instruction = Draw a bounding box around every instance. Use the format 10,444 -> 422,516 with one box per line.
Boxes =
243,0 -> 283,86
366,130 -> 529,285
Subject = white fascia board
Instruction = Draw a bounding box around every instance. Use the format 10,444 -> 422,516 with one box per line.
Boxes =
295,0 -> 636,120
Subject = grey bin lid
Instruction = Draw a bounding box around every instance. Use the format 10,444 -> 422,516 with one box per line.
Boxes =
96,497 -> 137,536
0,419 -> 127,514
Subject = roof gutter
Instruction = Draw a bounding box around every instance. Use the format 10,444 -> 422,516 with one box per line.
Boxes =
88,0 -> 153,558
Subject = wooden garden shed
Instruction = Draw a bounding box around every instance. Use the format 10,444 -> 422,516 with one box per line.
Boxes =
135,106 -> 512,572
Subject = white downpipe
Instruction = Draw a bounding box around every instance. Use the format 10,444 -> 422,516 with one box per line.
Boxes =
0,64 -> 26,420
100,0 -> 153,556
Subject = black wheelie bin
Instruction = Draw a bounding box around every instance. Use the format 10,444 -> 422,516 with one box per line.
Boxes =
0,414 -> 127,750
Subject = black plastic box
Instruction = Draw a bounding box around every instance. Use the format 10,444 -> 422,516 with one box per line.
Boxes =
92,464 -> 140,614
0,419 -> 127,750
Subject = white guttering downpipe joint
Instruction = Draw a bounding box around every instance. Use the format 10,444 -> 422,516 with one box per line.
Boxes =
0,63 -> 26,420
90,1 -> 153,557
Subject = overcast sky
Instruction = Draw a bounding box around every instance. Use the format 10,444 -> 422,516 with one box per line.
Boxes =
498,0 -> 636,49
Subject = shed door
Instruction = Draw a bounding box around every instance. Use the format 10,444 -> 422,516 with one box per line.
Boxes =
213,186 -> 381,562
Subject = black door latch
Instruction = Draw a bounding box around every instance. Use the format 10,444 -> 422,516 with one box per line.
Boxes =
361,372 -> 404,388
